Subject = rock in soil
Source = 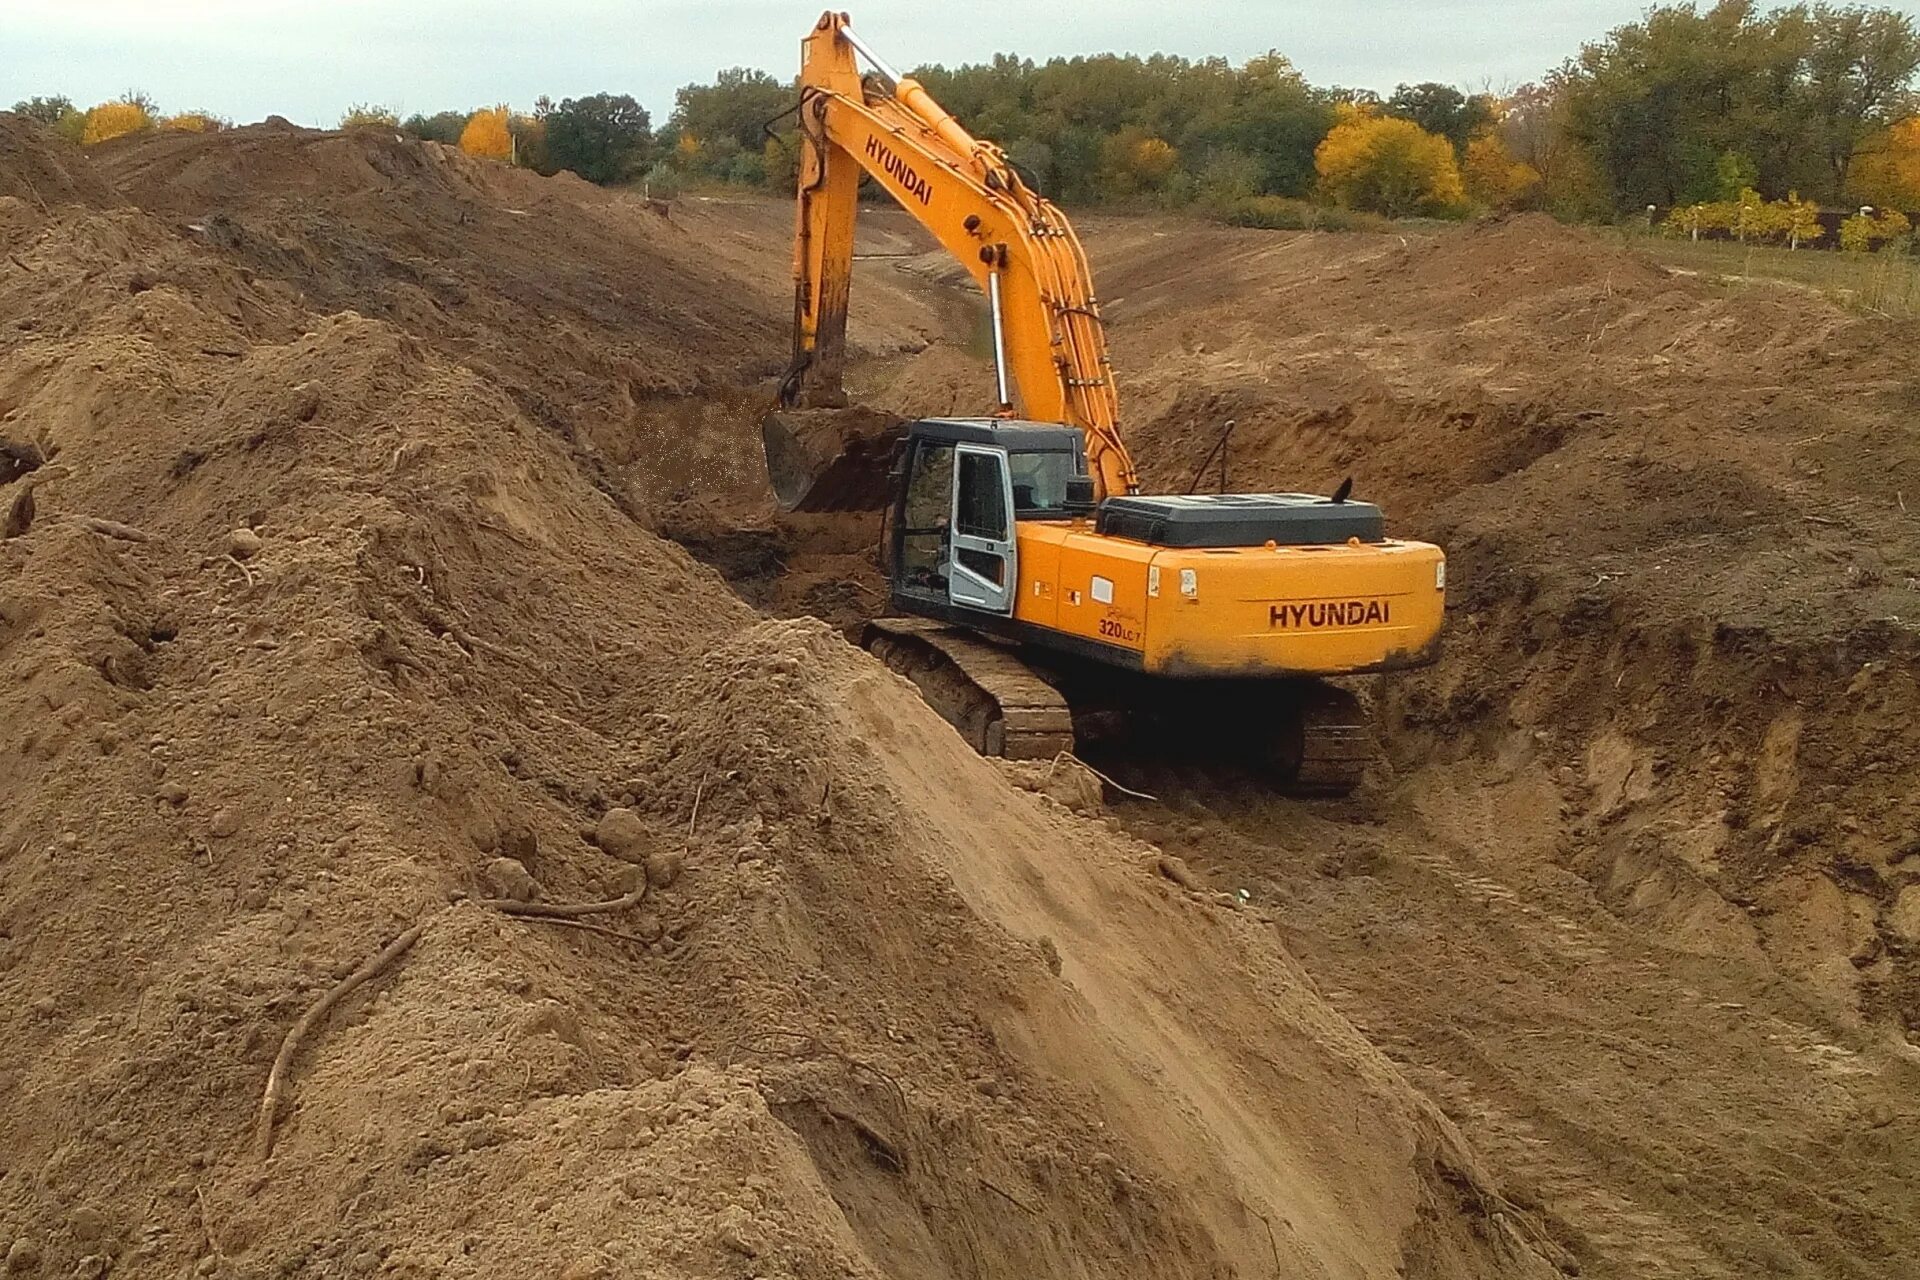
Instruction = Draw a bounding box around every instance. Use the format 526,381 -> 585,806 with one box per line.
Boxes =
594,808 -> 648,864
481,857 -> 541,903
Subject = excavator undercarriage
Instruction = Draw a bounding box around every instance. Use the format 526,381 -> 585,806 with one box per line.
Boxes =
863,617 -> 1374,794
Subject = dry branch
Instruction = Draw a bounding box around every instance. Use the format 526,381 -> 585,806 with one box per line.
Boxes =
254,920 -> 428,1161
476,884 -> 647,919
499,915 -> 654,945
78,517 -> 157,543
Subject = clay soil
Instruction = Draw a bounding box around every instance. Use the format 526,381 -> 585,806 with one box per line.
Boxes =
1,113 -> 1916,1280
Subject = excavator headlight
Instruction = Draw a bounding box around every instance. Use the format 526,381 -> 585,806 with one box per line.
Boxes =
1435,560 -> 1447,591
1179,568 -> 1198,599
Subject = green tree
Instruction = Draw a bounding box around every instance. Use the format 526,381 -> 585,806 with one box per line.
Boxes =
1713,149 -> 1761,199
668,67 -> 791,179
1385,82 -> 1493,153
1005,137 -> 1056,191
1801,3 -> 1920,197
1560,2 -> 1920,210
542,93 -> 651,184
401,111 -> 467,144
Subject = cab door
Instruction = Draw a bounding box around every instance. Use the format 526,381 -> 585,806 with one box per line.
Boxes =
949,444 -> 1017,615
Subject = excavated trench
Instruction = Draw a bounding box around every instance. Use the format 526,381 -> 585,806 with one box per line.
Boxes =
687,450 -> 1920,1280
512,187 -> 1920,1278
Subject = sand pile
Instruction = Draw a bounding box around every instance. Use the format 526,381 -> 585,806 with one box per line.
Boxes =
0,118 -> 1560,1278
0,116 -> 119,212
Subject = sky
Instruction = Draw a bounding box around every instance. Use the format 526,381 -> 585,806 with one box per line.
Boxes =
7,1 -> 1920,126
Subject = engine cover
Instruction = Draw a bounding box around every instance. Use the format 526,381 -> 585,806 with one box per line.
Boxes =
1096,493 -> 1386,548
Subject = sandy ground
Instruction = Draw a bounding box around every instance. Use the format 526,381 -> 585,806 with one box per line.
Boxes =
0,117 -> 1563,1280
649,194 -> 1920,1279
2,114 -> 1917,1280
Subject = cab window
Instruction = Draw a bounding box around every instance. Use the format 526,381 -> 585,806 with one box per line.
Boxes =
1008,450 -> 1079,517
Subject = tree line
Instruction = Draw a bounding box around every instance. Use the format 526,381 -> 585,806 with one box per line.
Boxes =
13,2 -> 1920,240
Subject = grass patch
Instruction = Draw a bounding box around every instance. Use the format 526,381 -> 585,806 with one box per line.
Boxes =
1625,233 -> 1920,316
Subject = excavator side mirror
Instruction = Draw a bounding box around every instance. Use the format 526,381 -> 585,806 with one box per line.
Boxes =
1064,476 -> 1096,514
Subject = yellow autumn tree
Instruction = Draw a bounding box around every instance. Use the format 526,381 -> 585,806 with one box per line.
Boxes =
161,112 -> 224,133
1780,192 -> 1823,249
1841,207 -> 1911,252
81,101 -> 152,146
1848,117 -> 1920,211
1099,127 -> 1179,196
1315,103 -> 1465,217
1462,129 -> 1541,209
460,106 -> 513,161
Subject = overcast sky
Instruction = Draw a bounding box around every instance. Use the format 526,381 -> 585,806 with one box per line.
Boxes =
7,1 -> 1920,126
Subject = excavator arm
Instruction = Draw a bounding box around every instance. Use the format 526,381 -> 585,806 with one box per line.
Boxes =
775,11 -> 1139,504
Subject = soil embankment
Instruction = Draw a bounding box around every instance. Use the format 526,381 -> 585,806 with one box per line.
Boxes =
0,117 -> 1557,1279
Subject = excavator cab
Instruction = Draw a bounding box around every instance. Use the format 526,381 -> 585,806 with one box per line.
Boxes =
887,419 -> 1086,618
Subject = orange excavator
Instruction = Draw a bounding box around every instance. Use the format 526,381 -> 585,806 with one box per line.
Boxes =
762,12 -> 1446,790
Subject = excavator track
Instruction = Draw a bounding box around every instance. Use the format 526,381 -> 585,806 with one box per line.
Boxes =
1280,684 -> 1373,796
864,618 -> 1372,795
862,618 -> 1074,760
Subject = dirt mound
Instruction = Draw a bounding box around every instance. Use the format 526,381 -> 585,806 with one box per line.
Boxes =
89,124 -> 794,521
1087,210 -> 1920,1011
1031,210 -> 1920,1275
0,114 -> 118,214
0,122 -> 1553,1279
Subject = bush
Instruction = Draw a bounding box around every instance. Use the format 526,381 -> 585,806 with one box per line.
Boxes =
161,112 -> 228,133
1841,207 -> 1912,252
339,104 -> 399,130
639,163 -> 681,199
401,111 -> 467,145
81,101 -> 153,146
509,114 -> 548,172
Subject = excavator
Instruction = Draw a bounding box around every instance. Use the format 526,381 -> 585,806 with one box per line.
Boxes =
761,12 -> 1446,791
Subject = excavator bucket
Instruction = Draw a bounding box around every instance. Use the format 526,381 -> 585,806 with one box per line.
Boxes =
760,404 -> 905,513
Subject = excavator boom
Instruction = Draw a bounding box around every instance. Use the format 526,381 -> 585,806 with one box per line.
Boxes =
767,10 -> 1138,510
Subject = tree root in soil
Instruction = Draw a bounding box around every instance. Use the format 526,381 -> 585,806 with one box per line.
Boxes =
254,883 -> 659,1160
499,915 -> 656,945
255,795 -> 698,1165
476,883 -> 648,919
253,921 -> 428,1161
